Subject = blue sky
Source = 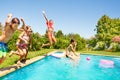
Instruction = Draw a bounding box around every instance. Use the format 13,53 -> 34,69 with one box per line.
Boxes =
0,0 -> 120,38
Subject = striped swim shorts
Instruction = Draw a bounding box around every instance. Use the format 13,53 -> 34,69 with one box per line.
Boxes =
0,42 -> 8,58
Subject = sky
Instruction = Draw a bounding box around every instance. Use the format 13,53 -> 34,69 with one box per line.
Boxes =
0,0 -> 120,39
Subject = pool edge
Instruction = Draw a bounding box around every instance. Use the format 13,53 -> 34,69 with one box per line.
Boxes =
0,50 -> 58,77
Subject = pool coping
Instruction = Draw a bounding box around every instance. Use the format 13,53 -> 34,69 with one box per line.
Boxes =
0,50 -> 58,77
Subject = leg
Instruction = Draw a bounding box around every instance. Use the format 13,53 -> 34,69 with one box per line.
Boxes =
66,51 -> 77,61
23,48 -> 28,59
41,34 -> 53,47
17,48 -> 25,65
9,45 -> 21,57
41,43 -> 50,47
69,52 -> 80,64
9,50 -> 19,57
52,35 -> 57,43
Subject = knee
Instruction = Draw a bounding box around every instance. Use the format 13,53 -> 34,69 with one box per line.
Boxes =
19,53 -> 25,57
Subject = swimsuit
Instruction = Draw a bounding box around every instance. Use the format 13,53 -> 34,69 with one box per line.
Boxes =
46,21 -> 53,30
0,42 -> 8,58
17,33 -> 29,49
46,21 -> 54,37
17,43 -> 28,49
22,34 -> 29,42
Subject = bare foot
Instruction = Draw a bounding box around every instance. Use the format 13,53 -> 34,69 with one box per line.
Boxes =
40,44 -> 44,49
9,51 -> 14,57
17,61 -> 22,66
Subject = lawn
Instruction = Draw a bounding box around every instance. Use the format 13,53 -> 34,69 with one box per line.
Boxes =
80,50 -> 120,57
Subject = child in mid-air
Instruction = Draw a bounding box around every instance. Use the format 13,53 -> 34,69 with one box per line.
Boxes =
41,11 -> 57,48
0,14 -> 20,64
9,19 -> 32,65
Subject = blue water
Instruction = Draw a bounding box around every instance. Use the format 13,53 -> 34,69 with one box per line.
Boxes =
1,53 -> 120,80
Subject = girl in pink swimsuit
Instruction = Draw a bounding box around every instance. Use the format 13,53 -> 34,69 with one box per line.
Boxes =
41,11 -> 57,48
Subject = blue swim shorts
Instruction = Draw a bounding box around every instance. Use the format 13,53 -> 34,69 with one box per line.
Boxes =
0,42 -> 8,58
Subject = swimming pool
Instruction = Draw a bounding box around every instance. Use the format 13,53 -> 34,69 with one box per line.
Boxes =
1,52 -> 120,80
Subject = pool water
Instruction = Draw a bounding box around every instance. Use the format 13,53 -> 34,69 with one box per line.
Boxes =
1,53 -> 120,80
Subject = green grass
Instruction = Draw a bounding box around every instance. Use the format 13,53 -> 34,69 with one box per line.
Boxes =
80,50 -> 120,57
0,49 -> 55,69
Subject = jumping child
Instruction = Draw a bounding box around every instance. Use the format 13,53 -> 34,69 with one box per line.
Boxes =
41,11 -> 57,48
0,14 -> 20,64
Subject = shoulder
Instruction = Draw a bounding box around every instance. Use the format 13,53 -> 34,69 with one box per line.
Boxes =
68,44 -> 72,48
46,21 -> 49,24
4,24 -> 11,31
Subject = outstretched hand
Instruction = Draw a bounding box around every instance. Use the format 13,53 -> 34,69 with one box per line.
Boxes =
75,42 -> 77,46
42,11 -> 45,14
8,13 -> 12,18
21,18 -> 24,22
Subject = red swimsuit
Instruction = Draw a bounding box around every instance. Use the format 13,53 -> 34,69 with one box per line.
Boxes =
46,21 -> 54,37
46,21 -> 53,30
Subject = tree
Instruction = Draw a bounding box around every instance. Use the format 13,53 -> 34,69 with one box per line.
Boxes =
56,30 -> 64,38
94,15 -> 120,51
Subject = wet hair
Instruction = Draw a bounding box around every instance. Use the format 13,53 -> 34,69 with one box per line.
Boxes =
11,18 -> 20,24
70,39 -> 75,43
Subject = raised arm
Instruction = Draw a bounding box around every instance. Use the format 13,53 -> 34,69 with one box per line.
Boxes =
42,11 -> 48,22
74,42 -> 77,51
21,18 -> 27,30
5,14 -> 12,26
18,18 -> 27,31
70,42 -> 77,53
70,45 -> 76,53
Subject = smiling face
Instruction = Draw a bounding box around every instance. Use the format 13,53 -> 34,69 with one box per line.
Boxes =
11,18 -> 20,25
11,18 -> 20,30
26,26 -> 32,35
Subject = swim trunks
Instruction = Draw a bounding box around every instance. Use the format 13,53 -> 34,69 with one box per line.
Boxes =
0,42 -> 8,58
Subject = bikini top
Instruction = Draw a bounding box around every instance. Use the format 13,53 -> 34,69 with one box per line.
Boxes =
46,21 -> 53,29
22,33 -> 29,41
